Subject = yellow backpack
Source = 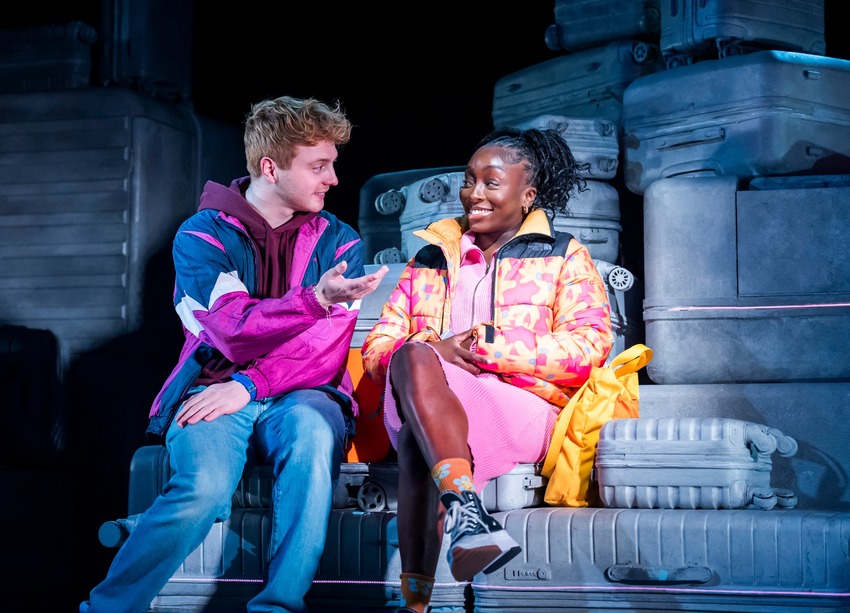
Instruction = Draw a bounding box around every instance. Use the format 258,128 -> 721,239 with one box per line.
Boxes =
541,343 -> 652,507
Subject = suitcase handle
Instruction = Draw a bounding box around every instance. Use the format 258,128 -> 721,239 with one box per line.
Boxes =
606,564 -> 712,584
744,423 -> 777,456
767,427 -> 799,457
656,127 -> 726,150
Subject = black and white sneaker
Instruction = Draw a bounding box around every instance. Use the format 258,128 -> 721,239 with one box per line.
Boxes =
440,489 -> 522,581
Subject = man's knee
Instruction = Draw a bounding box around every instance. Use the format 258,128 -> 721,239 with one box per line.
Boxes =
288,397 -> 346,454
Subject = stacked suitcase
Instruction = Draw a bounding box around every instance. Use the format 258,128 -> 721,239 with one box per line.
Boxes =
473,506 -> 850,612
468,2 -> 850,611
86,3 -> 850,611
658,0 -> 826,68
488,1 -> 663,368
0,87 -> 245,363
101,447 -> 546,612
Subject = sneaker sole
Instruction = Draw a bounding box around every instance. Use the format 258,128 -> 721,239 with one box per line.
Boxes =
482,542 -> 522,575
449,532 -> 522,581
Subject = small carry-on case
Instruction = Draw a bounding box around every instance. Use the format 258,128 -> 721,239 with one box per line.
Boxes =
356,462 -> 548,514
660,0 -> 826,68
545,0 -> 661,53
472,506 -> 850,612
622,50 -> 850,195
642,174 -> 850,384
638,381 -> 850,511
492,40 -> 663,129
594,417 -> 798,510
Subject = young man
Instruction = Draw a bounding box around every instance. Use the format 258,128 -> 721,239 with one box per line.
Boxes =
81,95 -> 388,613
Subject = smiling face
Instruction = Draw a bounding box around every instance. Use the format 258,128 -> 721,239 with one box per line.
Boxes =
459,144 -> 537,253
273,141 -> 340,215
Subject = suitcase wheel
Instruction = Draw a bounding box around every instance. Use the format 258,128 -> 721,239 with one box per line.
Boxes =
357,480 -> 387,512
375,189 -> 405,215
750,487 -> 777,510
774,488 -> 799,509
374,247 -> 403,265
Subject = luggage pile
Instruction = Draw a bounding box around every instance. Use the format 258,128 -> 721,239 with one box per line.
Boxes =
96,2 -> 850,611
353,2 -> 850,611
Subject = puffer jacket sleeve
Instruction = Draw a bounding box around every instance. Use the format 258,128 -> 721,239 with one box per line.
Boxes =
473,238 -> 613,391
361,262 -> 440,384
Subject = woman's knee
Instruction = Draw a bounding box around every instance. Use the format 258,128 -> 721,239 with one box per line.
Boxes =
390,342 -> 439,388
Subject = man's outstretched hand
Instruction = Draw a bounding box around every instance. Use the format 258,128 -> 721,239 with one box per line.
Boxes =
314,261 -> 389,308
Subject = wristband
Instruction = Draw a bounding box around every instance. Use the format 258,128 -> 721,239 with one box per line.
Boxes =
231,372 -> 257,402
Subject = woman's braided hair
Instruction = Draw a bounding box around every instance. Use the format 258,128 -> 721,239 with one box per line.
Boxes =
475,126 -> 590,219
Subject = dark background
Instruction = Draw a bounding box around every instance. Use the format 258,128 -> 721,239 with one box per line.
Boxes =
9,1 -> 850,272
4,2 -> 850,611
7,1 -> 560,233
3,4 -> 562,610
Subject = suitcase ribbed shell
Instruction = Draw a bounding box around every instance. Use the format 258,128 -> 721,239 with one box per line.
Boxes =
595,417 -> 797,509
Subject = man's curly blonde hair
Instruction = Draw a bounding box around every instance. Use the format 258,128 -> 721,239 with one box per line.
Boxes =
243,96 -> 352,177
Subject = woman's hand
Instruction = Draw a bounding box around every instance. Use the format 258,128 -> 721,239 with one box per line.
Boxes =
430,328 -> 491,375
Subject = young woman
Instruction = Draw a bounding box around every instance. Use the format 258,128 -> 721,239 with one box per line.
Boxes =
362,127 -> 614,613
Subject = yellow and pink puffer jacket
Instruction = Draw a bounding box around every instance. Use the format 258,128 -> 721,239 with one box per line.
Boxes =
362,209 -> 614,408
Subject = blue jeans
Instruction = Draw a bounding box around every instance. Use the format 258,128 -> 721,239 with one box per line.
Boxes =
81,388 -> 348,613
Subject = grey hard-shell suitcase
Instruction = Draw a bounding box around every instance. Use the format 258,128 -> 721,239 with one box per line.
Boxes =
0,87 -> 243,361
378,171 -> 624,264
472,507 -> 850,612
0,21 -> 97,93
660,0 -> 826,68
545,0 -> 661,52
622,50 -> 850,195
140,508 -> 471,612
352,263 -> 406,349
356,462 -> 548,514
642,175 -> 850,384
147,508 -> 269,612
512,114 -> 621,180
99,0 -> 193,101
491,40 -> 663,129
308,509 -> 470,612
358,167 -> 464,266
118,445 -> 369,516
595,417 -> 798,510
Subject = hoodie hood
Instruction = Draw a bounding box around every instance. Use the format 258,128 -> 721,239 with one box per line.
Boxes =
198,177 -> 266,233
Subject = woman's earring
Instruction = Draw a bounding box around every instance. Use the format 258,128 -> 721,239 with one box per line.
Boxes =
522,206 -> 529,215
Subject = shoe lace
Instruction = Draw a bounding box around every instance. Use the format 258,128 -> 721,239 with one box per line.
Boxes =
444,496 -> 486,536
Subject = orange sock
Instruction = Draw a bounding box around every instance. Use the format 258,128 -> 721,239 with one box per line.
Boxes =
400,572 -> 434,611
431,457 -> 475,494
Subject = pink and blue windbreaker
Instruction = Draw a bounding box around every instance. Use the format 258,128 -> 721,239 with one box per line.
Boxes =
147,178 -> 365,438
